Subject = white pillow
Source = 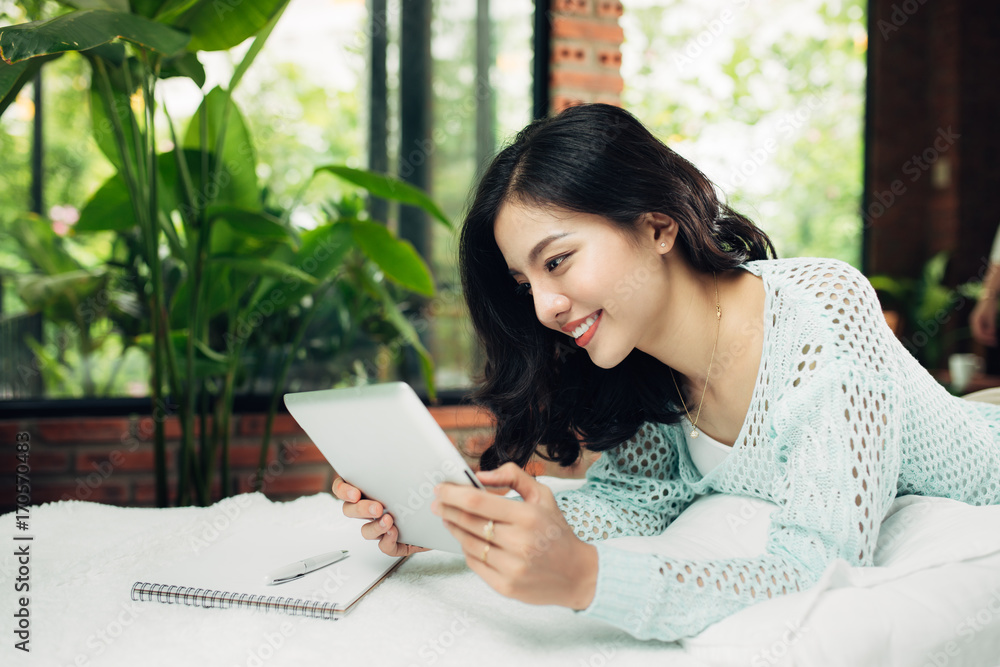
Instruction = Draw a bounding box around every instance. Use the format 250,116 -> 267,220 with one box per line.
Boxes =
537,477 -> 1000,667
605,492 -> 778,559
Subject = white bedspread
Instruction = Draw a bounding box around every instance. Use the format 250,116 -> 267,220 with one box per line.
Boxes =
2,479 -> 1000,667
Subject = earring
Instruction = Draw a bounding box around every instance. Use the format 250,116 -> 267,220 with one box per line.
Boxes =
660,242 -> 666,247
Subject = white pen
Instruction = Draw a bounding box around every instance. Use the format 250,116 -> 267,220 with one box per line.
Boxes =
264,550 -> 350,585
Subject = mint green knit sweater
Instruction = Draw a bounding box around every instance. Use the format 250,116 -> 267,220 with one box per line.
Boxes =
554,257 -> 1000,641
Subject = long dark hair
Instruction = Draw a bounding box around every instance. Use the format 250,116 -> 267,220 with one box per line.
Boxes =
459,103 -> 776,471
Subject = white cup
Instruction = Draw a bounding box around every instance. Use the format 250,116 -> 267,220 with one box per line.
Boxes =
949,353 -> 984,394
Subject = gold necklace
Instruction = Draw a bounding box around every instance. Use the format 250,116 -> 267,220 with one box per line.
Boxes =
670,272 -> 720,439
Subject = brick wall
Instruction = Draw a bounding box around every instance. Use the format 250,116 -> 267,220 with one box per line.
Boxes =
867,0 -> 1000,284
0,407 -> 521,514
866,0 -> 1000,367
548,0 -> 624,114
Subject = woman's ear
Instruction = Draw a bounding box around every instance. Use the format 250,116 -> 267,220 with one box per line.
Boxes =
642,212 -> 679,253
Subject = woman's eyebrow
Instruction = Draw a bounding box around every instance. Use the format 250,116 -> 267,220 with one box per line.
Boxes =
507,232 -> 573,276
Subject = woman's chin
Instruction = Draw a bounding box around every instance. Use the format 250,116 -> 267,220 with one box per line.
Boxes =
585,346 -> 626,370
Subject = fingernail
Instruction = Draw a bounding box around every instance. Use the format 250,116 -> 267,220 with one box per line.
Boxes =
371,505 -> 380,517
380,516 -> 389,527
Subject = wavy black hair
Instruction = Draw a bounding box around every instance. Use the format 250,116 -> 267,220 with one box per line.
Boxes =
459,103 -> 776,471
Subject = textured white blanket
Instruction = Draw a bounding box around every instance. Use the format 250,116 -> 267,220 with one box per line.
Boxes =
2,480 -> 999,667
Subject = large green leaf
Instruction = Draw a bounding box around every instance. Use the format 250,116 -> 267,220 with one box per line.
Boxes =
10,215 -> 83,276
168,0 -> 288,52
63,0 -> 132,11
248,222 -> 353,309
314,165 -> 451,229
0,10 -> 189,64
205,205 -> 292,242
152,0 -> 201,24
16,269 -> 107,313
182,86 -> 259,210
74,173 -> 136,232
88,62 -> 141,173
0,52 -> 61,117
168,263 -> 235,328
134,330 -> 230,379
212,255 -> 318,286
158,51 -> 204,87
348,219 -> 434,296
75,152 -> 181,234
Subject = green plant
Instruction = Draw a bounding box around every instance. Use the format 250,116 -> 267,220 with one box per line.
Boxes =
869,252 -> 975,370
0,214 -> 141,396
1,2 -> 451,506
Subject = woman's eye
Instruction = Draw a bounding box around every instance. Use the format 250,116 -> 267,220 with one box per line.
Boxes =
545,255 -> 568,272
514,282 -> 532,297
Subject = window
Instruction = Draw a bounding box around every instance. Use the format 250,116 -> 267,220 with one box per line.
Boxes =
620,0 -> 868,266
0,0 -> 532,401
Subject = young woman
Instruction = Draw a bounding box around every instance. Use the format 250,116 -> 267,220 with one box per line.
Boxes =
333,103 -> 1000,641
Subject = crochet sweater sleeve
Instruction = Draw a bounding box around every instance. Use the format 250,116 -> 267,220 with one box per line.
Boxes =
553,422 -> 698,541
562,357 -> 903,641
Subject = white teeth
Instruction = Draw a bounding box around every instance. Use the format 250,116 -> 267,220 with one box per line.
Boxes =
572,313 -> 598,339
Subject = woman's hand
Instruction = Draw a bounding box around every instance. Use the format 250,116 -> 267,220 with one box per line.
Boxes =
432,462 -> 598,610
971,298 -> 998,346
332,476 -> 431,557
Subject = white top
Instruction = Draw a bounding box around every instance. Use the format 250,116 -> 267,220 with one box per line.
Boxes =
680,416 -> 733,476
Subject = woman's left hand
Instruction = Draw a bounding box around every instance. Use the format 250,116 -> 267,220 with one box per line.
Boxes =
432,461 -> 598,610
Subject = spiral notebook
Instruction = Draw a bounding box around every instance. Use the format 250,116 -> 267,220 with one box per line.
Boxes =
131,513 -> 409,620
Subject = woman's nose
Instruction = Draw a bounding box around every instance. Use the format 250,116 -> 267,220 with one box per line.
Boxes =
534,288 -> 570,327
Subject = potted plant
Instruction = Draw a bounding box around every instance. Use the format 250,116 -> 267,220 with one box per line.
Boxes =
1,2 -> 451,506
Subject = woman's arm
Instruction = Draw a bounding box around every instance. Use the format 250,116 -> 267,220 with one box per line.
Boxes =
574,361 -> 903,641
971,262 -> 1000,346
552,422 -> 699,541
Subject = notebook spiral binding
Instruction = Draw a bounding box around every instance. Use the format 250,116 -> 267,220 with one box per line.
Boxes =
131,582 -> 340,620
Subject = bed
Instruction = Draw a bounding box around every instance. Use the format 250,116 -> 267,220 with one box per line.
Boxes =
2,473 -> 999,667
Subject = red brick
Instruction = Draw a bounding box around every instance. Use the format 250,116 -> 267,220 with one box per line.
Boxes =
525,461 -> 546,476
0,421 -> 28,444
0,449 -> 69,474
596,47 -> 621,68
551,16 -> 623,43
281,440 -> 328,465
259,470 -> 331,496
133,482 -> 179,507
34,478 -> 131,505
552,0 -> 592,15
593,95 -> 623,108
151,415 -> 214,440
552,94 -> 589,114
458,432 -> 494,455
550,69 -> 624,94
238,413 -> 302,437
37,417 -> 132,444
595,0 -> 623,19
552,41 -> 590,66
228,442 -> 268,468
428,405 -> 495,430
74,447 -> 160,473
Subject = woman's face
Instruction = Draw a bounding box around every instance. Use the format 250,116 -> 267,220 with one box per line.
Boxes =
494,202 -> 666,369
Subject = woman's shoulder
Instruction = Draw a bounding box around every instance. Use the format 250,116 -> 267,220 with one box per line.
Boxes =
741,257 -> 877,309
739,256 -> 864,286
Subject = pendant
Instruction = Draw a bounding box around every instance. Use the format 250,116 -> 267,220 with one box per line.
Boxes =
690,429 -> 699,438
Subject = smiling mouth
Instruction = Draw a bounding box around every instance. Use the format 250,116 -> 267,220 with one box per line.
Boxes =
571,310 -> 602,347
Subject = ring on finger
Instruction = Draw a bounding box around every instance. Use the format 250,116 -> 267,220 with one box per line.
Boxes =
481,542 -> 490,563
483,519 -> 495,542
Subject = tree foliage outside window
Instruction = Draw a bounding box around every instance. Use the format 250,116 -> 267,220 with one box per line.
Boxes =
1,0 -> 865,400
621,0 -> 867,267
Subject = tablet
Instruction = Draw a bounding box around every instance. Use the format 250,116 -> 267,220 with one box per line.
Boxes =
284,382 -> 487,554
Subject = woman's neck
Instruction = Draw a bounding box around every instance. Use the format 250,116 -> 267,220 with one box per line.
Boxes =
639,259 -> 744,387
